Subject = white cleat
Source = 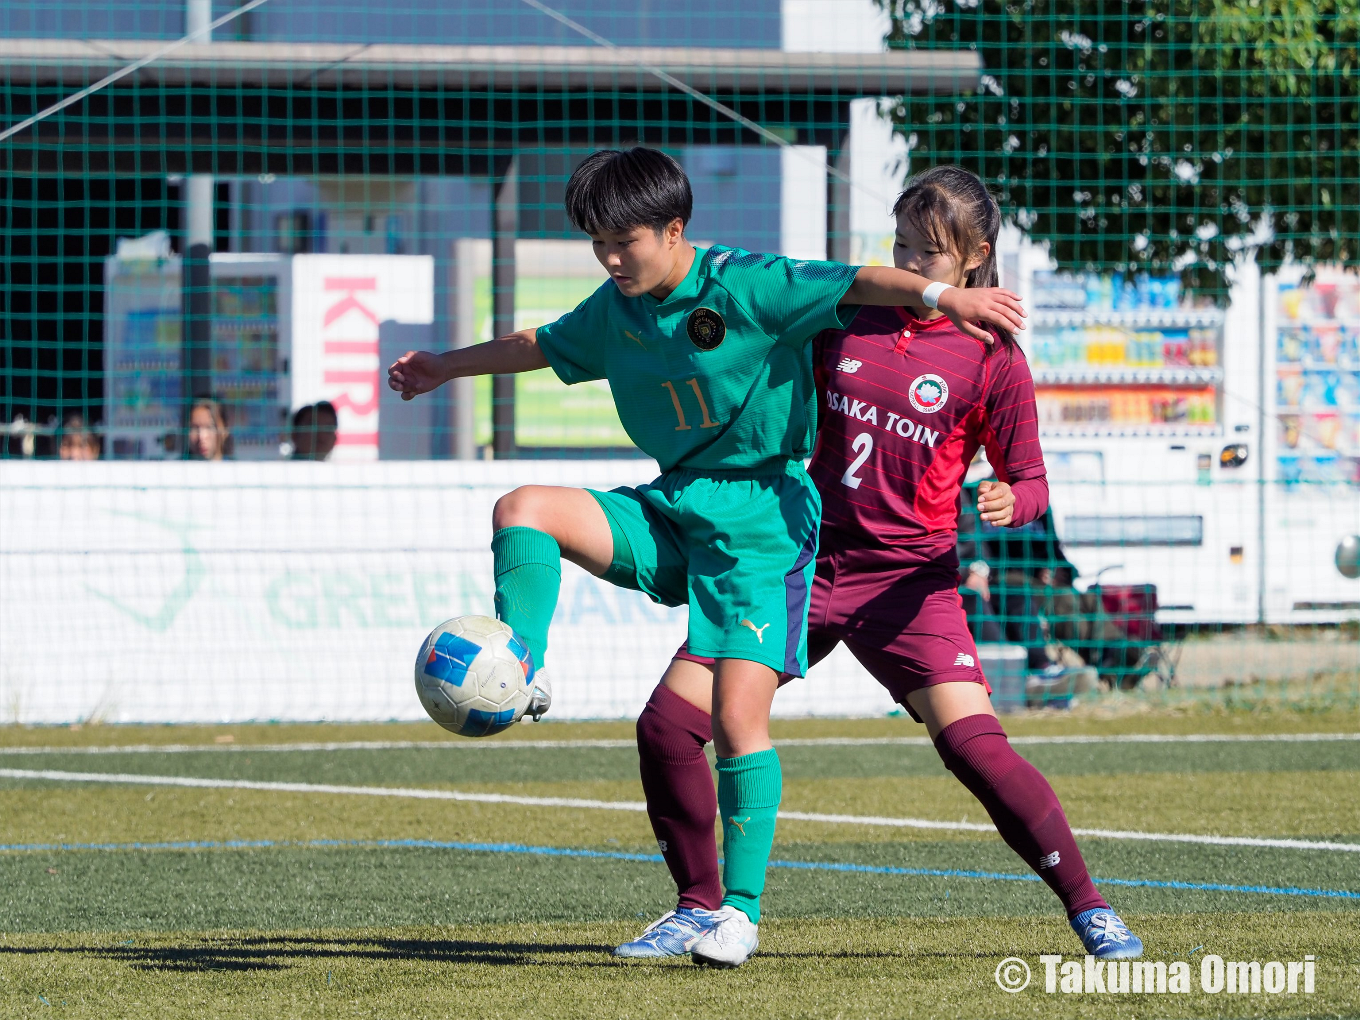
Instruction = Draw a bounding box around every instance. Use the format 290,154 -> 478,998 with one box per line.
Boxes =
690,905 -> 759,968
526,669 -> 552,721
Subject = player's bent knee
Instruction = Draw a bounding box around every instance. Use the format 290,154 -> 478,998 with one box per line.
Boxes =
492,486 -> 552,532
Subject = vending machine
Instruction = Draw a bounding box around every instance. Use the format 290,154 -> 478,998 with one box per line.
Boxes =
998,236 -> 1266,624
1271,267 -> 1360,485
1000,241 -> 1358,626
104,244 -> 442,461
103,235 -> 184,460
1261,266 -> 1360,622
104,245 -> 291,460
206,253 -> 292,460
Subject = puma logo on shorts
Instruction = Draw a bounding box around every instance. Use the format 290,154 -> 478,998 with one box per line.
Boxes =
741,619 -> 770,643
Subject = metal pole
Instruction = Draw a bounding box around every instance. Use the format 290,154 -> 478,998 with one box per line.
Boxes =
827,139 -> 851,265
451,238 -> 478,460
491,157 -> 518,459
185,0 -> 212,40
182,0 -> 214,427
183,173 -> 214,408
1256,261 -> 1269,626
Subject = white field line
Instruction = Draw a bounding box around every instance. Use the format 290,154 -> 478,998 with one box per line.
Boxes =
3,767 -> 1358,854
0,732 -> 1356,756
0,768 -> 647,813
0,739 -> 640,755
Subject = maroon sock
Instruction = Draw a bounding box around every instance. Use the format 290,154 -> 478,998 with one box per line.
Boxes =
636,684 -> 721,912
934,714 -> 1108,918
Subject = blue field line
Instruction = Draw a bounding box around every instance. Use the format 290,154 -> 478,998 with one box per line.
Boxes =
1,836 -> 1357,902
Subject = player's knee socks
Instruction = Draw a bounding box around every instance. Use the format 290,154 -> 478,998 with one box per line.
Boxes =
933,714 -> 1108,919
715,748 -> 782,924
490,526 -> 561,669
635,685 -> 721,912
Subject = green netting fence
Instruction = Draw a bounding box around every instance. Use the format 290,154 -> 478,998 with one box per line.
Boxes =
0,0 -> 1355,722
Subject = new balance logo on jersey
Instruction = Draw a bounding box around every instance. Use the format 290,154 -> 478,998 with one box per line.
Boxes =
1038,851 -> 1061,869
836,357 -> 863,373
953,652 -> 976,668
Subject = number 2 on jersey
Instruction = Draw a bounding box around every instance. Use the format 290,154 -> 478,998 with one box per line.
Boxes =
841,432 -> 873,489
662,378 -> 720,431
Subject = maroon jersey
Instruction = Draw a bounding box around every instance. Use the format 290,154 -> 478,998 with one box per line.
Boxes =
809,305 -> 1048,572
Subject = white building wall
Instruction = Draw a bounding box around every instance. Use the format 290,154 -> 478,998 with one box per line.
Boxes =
779,146 -> 829,260
848,97 -> 910,265
781,0 -> 889,52
782,0 -> 902,263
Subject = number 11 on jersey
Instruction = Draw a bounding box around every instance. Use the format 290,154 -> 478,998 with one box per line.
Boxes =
662,378 -> 720,431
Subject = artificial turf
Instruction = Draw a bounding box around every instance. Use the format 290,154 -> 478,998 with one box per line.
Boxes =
2,914 -> 1356,1019
1,710 -> 1356,1018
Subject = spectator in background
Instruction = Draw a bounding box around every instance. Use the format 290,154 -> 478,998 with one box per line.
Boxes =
959,501 -> 1126,690
290,401 -> 338,461
958,559 -> 1051,669
188,399 -> 232,460
59,414 -> 101,460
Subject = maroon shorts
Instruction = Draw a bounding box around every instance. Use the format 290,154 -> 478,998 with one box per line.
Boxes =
675,554 -> 989,722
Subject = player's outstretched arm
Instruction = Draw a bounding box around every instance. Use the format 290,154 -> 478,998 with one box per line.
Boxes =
387,328 -> 549,401
844,267 -> 1026,343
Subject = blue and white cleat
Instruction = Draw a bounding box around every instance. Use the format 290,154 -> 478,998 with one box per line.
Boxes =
690,905 -> 759,968
613,907 -> 720,959
1071,909 -> 1143,960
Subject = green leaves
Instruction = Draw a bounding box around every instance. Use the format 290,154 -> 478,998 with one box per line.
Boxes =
875,0 -> 1358,297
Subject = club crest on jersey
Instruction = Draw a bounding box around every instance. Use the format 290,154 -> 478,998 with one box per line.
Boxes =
908,374 -> 949,414
687,307 -> 726,351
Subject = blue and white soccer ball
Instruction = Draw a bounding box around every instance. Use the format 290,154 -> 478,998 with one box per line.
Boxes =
414,616 -> 537,737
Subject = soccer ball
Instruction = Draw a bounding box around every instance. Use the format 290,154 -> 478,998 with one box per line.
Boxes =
414,616 -> 536,737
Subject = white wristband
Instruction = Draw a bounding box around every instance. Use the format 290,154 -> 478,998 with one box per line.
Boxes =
921,281 -> 953,309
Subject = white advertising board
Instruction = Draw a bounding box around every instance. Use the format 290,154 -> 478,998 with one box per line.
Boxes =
0,461 -> 896,725
290,255 -> 434,462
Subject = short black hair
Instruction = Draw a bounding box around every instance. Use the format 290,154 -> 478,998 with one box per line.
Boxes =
564,147 -> 692,235
293,401 -> 338,428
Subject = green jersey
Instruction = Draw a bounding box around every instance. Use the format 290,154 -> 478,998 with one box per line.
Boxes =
536,245 -> 859,472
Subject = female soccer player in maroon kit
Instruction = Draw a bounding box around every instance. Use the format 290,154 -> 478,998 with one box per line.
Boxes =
615,167 -> 1143,962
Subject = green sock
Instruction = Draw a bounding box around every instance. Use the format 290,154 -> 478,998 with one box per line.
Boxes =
716,748 -> 782,924
490,526 -> 561,670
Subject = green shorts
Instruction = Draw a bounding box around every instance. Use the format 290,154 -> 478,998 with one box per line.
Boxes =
587,461 -> 820,676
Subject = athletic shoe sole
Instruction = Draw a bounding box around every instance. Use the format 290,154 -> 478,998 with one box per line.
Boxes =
691,942 -> 757,968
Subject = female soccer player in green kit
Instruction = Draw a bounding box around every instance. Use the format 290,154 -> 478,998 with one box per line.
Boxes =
388,148 -> 1025,967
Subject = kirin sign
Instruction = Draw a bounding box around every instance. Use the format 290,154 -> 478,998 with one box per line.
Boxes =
291,255 -> 434,461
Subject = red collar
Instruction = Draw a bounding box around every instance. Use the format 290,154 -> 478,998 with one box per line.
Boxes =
892,306 -> 956,332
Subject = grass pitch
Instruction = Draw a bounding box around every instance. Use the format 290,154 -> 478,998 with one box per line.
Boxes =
2,708 -> 1357,1018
